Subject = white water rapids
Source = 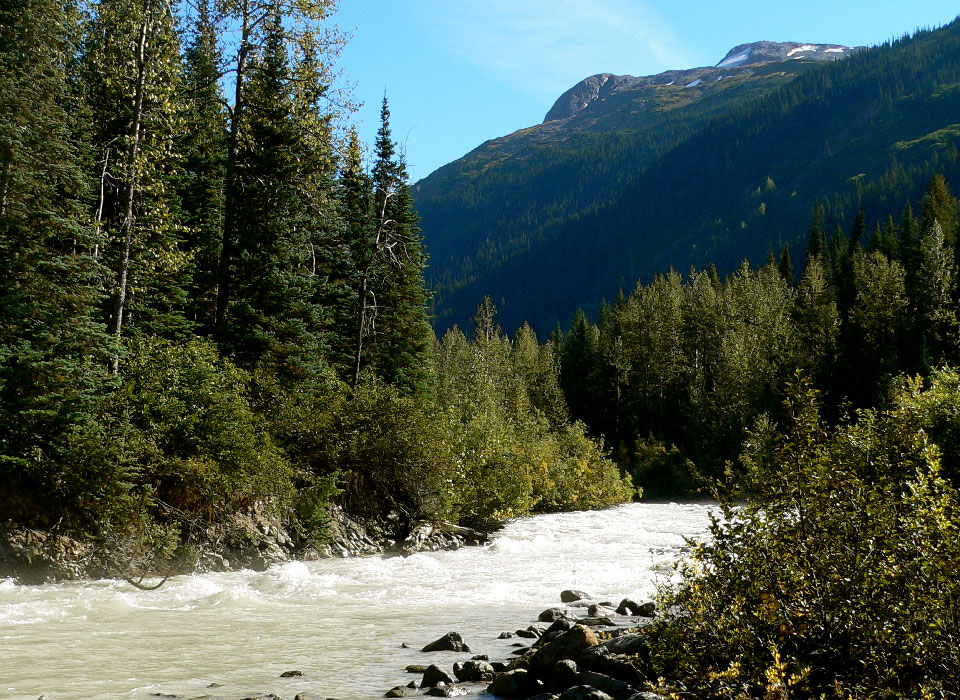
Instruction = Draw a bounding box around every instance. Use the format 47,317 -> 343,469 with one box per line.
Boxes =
1,501 -> 714,700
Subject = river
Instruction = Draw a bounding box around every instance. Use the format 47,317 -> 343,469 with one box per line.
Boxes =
0,501 -> 714,700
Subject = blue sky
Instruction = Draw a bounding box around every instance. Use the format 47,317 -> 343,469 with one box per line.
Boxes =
333,1 -> 960,182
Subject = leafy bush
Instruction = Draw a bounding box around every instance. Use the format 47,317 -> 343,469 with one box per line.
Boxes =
316,374 -> 453,524
103,336 -> 294,529
648,374 -> 960,697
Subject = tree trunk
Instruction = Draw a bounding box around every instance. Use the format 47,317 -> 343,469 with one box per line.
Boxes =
107,0 -> 152,374
215,0 -> 252,338
0,141 -> 12,219
352,193 -> 393,386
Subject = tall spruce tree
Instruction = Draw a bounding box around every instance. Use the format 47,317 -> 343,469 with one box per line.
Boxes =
920,174 -> 958,248
178,0 -> 226,334
213,0 -> 342,339
0,0 -> 112,522
221,5 -> 329,382
352,98 -> 432,394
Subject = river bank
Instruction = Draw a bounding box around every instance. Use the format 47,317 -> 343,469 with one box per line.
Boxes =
0,504 -> 489,584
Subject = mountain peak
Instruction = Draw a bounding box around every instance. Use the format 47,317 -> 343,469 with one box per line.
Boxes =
716,41 -> 856,68
544,41 -> 859,123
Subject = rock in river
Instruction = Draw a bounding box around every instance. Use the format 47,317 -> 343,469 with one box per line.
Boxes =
422,631 -> 471,653
488,669 -> 544,698
422,664 -> 455,688
453,659 -> 495,682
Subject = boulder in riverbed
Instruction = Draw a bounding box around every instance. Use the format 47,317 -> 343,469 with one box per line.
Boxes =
560,590 -> 591,603
599,631 -> 651,659
453,659 -> 496,682
577,616 -> 616,628
528,625 -> 599,676
538,607 -> 568,623
546,658 -> 581,692
422,631 -> 471,653
422,664 -> 455,688
616,599 -> 656,617
488,669 -> 544,698
560,686 -> 613,700
582,671 -> 632,699
587,603 -> 615,617
425,686 -> 470,697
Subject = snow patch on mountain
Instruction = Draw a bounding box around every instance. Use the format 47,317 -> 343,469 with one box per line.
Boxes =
717,47 -> 752,68
787,44 -> 818,56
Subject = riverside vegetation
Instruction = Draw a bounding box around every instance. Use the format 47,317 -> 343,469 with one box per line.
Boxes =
4,0 -> 960,696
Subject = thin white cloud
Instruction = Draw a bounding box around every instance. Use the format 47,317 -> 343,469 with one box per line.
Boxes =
416,0 -> 694,97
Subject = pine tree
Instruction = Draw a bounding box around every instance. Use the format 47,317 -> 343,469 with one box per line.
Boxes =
777,243 -> 794,284
920,173 -> 958,247
221,5 -> 330,382
0,0 -> 113,522
806,204 -> 828,264
290,28 -> 353,372
353,98 -> 433,394
915,220 -> 956,364
794,255 -> 839,393
560,309 -> 599,425
900,201 -> 922,307
338,129 -> 372,378
178,0 -> 226,334
214,0 -> 342,338
851,207 -> 867,248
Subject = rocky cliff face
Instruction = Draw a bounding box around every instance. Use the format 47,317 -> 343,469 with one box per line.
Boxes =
543,41 -> 860,122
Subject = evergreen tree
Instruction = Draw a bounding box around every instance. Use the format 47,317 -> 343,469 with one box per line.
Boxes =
221,5 -> 329,382
338,129 -> 372,377
876,214 -> 900,259
851,206 -> 867,247
0,0 -> 112,523
290,28 -> 354,372
354,98 -> 433,394
177,0 -> 226,334
795,255 -> 839,394
805,204 -> 828,264
915,220 -> 957,364
560,309 -> 600,425
847,251 -> 908,404
920,173 -> 958,247
900,201 -> 921,300
214,0 -> 342,338
777,243 -> 794,284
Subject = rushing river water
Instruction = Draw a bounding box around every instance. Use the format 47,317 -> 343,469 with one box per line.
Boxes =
1,501 -> 714,700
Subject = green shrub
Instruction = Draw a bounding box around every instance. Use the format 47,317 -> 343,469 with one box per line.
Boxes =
104,336 -> 294,528
318,374 -> 453,524
648,374 -> 960,697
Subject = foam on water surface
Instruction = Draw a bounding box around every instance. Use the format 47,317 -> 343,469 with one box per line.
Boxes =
0,501 -> 714,699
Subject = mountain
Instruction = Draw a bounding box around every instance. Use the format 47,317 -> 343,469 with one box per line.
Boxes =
415,22 -> 960,334
544,41 -> 858,122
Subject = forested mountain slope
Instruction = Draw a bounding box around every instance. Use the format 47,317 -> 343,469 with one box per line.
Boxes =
416,20 -> 960,333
